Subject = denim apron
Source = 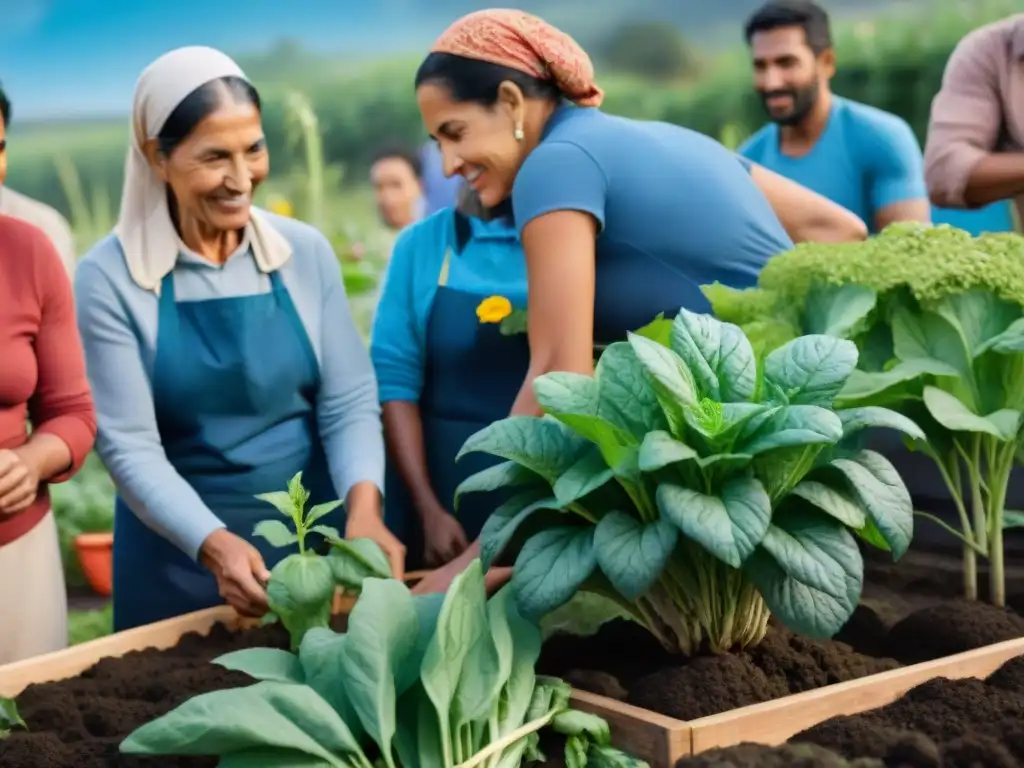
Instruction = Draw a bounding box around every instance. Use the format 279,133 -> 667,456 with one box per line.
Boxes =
112,268 -> 338,631
384,215 -> 530,569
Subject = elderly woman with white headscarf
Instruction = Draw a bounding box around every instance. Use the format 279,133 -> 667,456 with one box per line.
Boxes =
74,46 -> 402,631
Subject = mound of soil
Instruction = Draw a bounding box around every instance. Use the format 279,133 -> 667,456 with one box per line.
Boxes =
675,655 -> 1024,767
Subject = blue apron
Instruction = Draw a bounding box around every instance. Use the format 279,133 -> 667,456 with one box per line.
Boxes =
384,235 -> 530,570
112,269 -> 339,631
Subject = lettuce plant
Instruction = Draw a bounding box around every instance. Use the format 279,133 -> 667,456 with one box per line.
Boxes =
456,309 -> 920,654
254,472 -> 390,650
704,224 -> 1024,606
121,555 -> 646,768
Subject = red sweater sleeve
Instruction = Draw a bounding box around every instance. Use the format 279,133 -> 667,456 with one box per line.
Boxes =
27,227 -> 96,482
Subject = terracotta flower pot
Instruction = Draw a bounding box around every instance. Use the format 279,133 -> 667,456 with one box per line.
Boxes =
74,532 -> 113,597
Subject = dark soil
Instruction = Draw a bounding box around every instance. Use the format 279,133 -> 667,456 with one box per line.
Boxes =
537,546 -> 1024,722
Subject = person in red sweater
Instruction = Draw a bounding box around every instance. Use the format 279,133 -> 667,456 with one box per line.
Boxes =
0,214 -> 96,664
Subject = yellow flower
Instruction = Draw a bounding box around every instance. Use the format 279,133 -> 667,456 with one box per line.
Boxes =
268,197 -> 294,217
476,295 -> 513,324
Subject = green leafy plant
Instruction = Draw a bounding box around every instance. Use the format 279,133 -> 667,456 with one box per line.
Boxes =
704,224 -> 1024,606
456,308 -> 920,655
121,555 -> 646,767
0,698 -> 25,739
255,472 -> 390,650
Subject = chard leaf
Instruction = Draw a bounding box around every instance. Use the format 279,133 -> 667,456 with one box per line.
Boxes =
513,526 -> 598,621
493,585 -> 544,737
458,416 -> 588,485
119,681 -> 362,765
923,386 -> 1021,440
213,648 -> 305,684
339,579 -> 419,766
627,333 -> 699,435
328,538 -> 391,589
669,309 -> 757,402
455,461 -> 540,510
393,683 -> 444,768
253,520 -> 299,548
803,283 -> 877,338
836,407 -> 925,441
266,554 -> 336,650
892,307 -> 972,383
738,405 -> 843,456
835,357 -> 957,407
828,450 -> 913,559
788,481 -> 866,529
638,430 -> 698,472
451,565 -> 503,731
744,507 -> 863,640
763,335 -> 859,407
298,630 -> 362,738
553,446 -> 615,505
656,477 -> 771,568
933,290 -> 1021,357
478,491 -> 562,569
593,512 -> 678,599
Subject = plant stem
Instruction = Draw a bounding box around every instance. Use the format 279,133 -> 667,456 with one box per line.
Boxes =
986,444 -> 1015,608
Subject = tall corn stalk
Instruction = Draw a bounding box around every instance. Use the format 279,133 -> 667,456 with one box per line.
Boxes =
54,155 -> 113,253
283,91 -> 325,229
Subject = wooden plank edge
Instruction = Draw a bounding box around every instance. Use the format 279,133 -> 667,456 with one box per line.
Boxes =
571,689 -> 692,767
687,635 -> 1024,753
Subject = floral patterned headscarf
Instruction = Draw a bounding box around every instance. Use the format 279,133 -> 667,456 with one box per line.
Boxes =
430,9 -> 604,108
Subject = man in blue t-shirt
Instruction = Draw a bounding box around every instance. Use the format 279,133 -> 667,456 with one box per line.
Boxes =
737,1 -> 931,233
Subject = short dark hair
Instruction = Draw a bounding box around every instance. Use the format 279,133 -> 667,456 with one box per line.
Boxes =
0,82 -> 10,127
156,76 -> 261,155
371,144 -> 423,179
414,53 -> 561,107
743,1 -> 832,54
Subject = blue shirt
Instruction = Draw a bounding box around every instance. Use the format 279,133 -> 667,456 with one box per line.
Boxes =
420,142 -> 463,216
512,104 -> 793,342
74,212 -> 385,560
371,210 -> 525,403
739,96 -> 926,233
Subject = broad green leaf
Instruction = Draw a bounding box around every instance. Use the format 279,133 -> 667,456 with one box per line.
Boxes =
478,491 -> 562,569
513,527 -> 598,620
297,629 -> 361,733
657,477 -> 771,568
328,538 -> 391,589
836,407 -> 925,441
857,518 -> 891,551
669,309 -> 757,401
738,405 -> 843,456
763,335 -> 858,406
308,525 -> 341,542
253,520 -> 299,548
978,317 -> 1024,356
638,430 -> 698,472
494,585 -> 544,737
393,683 -> 443,768
552,709 -> 611,745
592,512 -> 677,599
829,450 -> 913,559
788,480 -> 866,528
1003,510 -> 1024,530
458,416 -> 588,484
119,681 -> 360,765
339,579 -> 418,765
555,413 -> 640,470
218,748 -> 334,767
923,386 -> 1021,440
745,508 -> 863,640
455,461 -> 540,510
267,554 -> 336,649
0,698 -> 25,738
553,447 -> 615,506
933,291 -> 1022,357
803,284 -> 876,338
892,307 -> 972,382
627,333 -> 699,434
594,342 -> 670,435
213,648 -> 305,684
836,357 -> 958,407
255,491 -> 298,519
632,313 -> 672,346
450,565 -> 502,730
306,501 -> 343,524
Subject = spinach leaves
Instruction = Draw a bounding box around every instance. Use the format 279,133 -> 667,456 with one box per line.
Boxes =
456,309 -> 919,654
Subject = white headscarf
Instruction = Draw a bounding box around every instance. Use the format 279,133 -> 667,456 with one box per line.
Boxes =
114,46 -> 291,292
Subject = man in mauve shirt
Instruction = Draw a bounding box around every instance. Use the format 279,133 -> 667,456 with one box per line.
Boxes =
925,14 -> 1024,229
0,216 -> 96,663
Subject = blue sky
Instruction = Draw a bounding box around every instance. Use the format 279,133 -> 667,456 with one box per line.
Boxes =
1,0 -> 453,120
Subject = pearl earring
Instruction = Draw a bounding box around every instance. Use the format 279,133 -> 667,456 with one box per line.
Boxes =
513,125 -> 524,141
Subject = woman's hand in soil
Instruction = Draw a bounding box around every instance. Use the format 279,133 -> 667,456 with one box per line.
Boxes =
199,529 -> 271,618
421,504 -> 469,567
0,449 -> 40,514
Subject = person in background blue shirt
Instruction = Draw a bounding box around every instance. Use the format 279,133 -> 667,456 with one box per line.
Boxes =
738,1 -> 932,233
371,193 -> 527,571
370,144 -> 425,232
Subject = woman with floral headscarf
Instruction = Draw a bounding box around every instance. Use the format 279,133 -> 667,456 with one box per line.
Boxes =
411,9 -> 864,595
75,46 -> 402,630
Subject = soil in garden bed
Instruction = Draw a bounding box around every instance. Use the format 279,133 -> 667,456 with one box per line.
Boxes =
536,545 -> 1024,722
674,653 -> 1024,767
